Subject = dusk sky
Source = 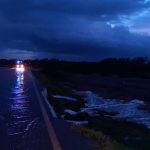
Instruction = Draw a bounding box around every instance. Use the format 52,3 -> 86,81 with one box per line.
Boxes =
0,0 -> 150,61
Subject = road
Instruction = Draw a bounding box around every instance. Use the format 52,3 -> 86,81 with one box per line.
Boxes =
0,67 -> 91,150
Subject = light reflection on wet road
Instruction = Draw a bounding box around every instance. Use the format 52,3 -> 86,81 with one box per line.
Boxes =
0,68 -> 52,150
9,71 -> 29,134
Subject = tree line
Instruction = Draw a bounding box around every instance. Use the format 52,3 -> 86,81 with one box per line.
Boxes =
1,57 -> 150,78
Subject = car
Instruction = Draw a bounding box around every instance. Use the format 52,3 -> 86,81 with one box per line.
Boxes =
16,60 -> 25,72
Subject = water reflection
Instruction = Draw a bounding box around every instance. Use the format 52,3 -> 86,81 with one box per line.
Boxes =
7,69 -> 48,149
8,71 -> 31,137
11,72 -> 27,112
17,72 -> 24,85
16,72 -> 24,94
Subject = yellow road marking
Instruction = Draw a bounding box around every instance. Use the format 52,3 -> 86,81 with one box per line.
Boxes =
30,69 -> 62,150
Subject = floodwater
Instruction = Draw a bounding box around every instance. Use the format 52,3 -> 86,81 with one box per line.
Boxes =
77,91 -> 150,129
0,68 -> 51,150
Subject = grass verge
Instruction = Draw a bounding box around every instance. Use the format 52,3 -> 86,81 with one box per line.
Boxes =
31,68 -> 150,150
72,125 -> 131,150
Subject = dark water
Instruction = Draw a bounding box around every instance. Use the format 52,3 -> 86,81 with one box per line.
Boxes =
0,68 -> 51,150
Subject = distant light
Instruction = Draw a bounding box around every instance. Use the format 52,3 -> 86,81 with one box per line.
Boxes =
16,65 -> 25,72
16,67 -> 25,72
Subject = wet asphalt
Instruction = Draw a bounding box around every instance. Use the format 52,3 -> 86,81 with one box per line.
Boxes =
0,68 -> 52,150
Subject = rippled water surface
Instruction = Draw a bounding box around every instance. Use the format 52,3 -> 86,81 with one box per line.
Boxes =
0,68 -> 51,150
8,71 -> 31,136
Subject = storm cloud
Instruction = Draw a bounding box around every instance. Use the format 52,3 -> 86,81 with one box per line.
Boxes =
0,0 -> 150,60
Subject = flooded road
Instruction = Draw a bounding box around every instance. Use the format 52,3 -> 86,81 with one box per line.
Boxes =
0,68 -> 52,150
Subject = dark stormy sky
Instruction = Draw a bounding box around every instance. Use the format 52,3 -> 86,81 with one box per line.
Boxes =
0,0 -> 150,61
